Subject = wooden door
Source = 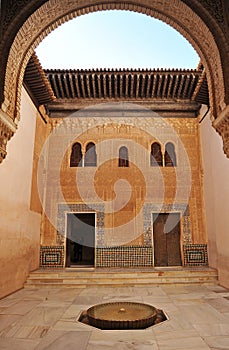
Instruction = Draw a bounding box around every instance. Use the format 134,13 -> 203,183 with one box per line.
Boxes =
66,213 -> 95,267
153,213 -> 182,267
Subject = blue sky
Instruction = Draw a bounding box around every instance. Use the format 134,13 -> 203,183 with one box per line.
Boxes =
36,10 -> 199,69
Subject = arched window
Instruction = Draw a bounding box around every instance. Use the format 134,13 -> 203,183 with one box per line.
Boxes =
165,142 -> 177,167
119,146 -> 129,167
70,142 -> 82,167
84,142 -> 97,167
150,142 -> 163,166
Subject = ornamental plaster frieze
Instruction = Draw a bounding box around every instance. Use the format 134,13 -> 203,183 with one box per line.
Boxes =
48,116 -> 198,139
190,0 -> 225,27
0,109 -> 17,162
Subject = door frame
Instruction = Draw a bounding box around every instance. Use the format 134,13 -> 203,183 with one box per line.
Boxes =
64,211 -> 97,267
151,211 -> 183,267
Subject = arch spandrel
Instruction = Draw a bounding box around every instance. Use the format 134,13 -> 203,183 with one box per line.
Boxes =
0,0 -> 229,161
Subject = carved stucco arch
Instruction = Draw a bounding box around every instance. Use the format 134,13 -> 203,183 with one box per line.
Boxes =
1,0 -> 229,158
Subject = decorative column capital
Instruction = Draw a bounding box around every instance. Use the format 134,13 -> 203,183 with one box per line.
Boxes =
213,105 -> 229,158
0,108 -> 17,163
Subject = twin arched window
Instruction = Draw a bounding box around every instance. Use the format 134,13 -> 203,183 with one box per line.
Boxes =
118,146 -> 129,167
150,142 -> 177,167
84,142 -> 97,167
150,142 -> 163,166
165,142 -> 177,167
70,142 -> 97,167
70,142 -> 82,167
70,142 -> 176,168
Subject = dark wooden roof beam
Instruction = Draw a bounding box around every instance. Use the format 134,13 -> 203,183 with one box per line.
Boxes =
114,75 -> 118,98
91,74 -> 96,98
173,75 -> 181,98
68,74 -> 76,98
182,74 -> 191,98
74,74 -> 81,98
157,75 -> 163,98
135,74 -> 140,98
96,74 -> 102,98
53,74 -> 61,99
58,74 -> 66,98
130,74 -> 135,98
85,75 -> 91,98
62,75 -> 70,98
80,74 -> 86,98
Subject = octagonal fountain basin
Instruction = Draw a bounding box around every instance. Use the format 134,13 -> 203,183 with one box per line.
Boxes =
84,302 -> 165,330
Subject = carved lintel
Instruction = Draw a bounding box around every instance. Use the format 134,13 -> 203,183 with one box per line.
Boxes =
0,108 -> 17,163
213,105 -> 229,158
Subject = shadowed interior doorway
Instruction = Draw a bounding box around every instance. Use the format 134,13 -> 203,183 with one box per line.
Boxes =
66,213 -> 95,267
153,213 -> 182,267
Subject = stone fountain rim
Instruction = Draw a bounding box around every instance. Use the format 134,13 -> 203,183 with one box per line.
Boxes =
86,301 -> 158,322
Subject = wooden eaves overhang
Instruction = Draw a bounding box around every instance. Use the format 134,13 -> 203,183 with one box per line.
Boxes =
44,67 -> 209,118
45,68 -> 202,100
23,53 -> 209,119
23,54 -> 55,107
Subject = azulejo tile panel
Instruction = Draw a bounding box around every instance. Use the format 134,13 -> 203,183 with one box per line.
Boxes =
40,246 -> 64,268
57,203 -> 105,246
143,203 -> 192,245
40,202 -> 207,268
96,246 -> 153,267
183,244 -> 208,266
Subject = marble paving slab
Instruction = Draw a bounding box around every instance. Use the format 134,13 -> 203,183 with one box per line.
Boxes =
0,300 -> 41,315
0,284 -> 228,350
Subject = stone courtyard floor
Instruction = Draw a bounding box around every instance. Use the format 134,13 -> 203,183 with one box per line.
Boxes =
0,284 -> 229,349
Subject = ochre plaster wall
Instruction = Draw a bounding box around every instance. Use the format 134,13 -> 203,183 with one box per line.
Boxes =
0,87 -> 41,298
41,116 -> 206,250
200,110 -> 229,288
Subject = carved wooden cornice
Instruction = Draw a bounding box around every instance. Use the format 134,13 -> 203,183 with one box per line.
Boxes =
45,68 -> 204,102
24,54 -> 55,106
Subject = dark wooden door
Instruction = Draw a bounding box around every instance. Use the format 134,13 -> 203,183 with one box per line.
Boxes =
153,213 -> 182,267
66,213 -> 95,267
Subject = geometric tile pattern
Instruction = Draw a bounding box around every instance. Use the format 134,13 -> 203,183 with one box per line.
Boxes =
183,244 -> 208,266
57,203 -> 105,246
40,246 -> 64,268
143,203 -> 192,245
96,246 -> 153,267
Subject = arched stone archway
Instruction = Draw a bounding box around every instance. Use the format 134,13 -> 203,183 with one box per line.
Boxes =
0,0 -> 229,160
